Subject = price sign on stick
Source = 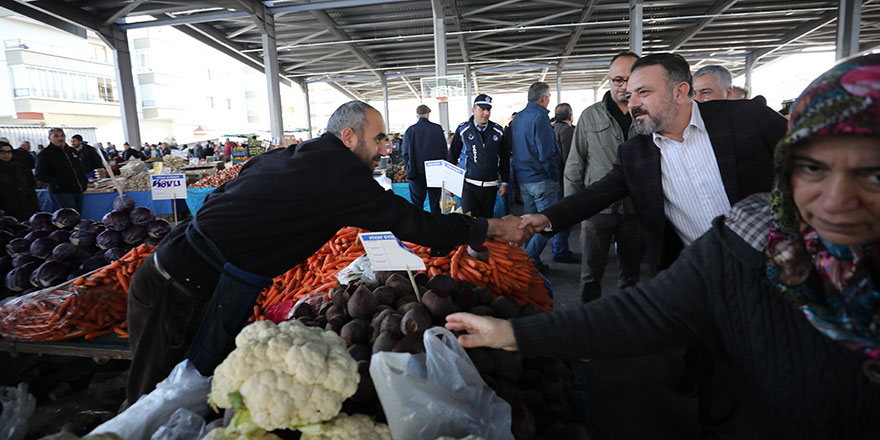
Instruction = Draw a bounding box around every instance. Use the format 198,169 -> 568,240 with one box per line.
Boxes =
424,160 -> 465,197
358,233 -> 425,271
150,174 -> 187,200
424,160 -> 445,188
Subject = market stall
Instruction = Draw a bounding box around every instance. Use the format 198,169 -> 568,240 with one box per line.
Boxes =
36,190 -> 187,222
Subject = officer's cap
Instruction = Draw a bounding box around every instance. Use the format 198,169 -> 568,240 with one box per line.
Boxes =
474,94 -> 492,109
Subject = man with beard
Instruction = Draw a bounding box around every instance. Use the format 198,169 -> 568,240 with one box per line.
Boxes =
563,51 -> 644,302
123,101 -> 529,407
518,52 -> 788,437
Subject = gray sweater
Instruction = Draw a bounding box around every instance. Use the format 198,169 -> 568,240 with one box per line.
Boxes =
513,217 -> 880,438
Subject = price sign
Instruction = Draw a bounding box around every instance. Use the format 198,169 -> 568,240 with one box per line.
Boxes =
170,149 -> 188,159
150,174 -> 187,200
358,232 -> 425,271
424,160 -> 465,197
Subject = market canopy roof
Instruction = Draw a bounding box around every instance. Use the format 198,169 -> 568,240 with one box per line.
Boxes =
6,0 -> 879,101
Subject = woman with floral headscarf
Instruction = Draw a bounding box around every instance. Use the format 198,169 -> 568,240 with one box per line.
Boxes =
446,53 -> 880,438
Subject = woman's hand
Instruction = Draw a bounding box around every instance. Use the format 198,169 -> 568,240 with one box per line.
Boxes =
445,312 -> 518,351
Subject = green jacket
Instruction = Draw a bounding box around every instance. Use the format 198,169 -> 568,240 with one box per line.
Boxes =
563,91 -> 638,215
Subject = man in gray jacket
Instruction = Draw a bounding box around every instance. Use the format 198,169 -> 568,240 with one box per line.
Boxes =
564,51 -> 645,302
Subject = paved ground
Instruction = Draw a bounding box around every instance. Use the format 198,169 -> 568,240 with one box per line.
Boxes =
513,202 -> 703,439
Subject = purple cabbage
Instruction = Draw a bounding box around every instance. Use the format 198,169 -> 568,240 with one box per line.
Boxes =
104,247 -> 128,262
102,210 -> 130,232
146,219 -> 172,238
34,260 -> 70,287
75,219 -> 95,231
24,229 -> 50,242
96,230 -> 122,250
70,230 -> 97,248
12,254 -> 39,267
0,230 -> 14,248
0,255 -> 10,273
86,222 -> 106,234
113,194 -> 136,213
6,238 -> 30,257
129,207 -> 155,226
49,229 -> 71,244
51,208 -> 81,229
28,212 -> 53,230
6,266 -> 33,291
79,256 -> 108,273
29,237 -> 56,259
144,236 -> 162,247
122,224 -> 146,245
51,242 -> 79,261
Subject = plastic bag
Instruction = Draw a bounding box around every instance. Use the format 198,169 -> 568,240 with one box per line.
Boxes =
150,408 -> 206,440
0,286 -> 126,342
88,360 -> 211,440
335,254 -> 377,286
0,383 -> 37,440
370,327 -> 513,440
264,290 -> 330,324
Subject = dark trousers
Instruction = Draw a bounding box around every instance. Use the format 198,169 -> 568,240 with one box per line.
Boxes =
408,178 -> 441,214
461,183 -> 498,218
125,257 -> 204,406
550,191 -> 572,258
49,192 -> 83,213
580,213 -> 644,302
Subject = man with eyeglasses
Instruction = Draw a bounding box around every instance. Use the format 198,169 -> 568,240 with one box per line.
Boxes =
563,51 -> 645,303
34,128 -> 88,212
0,140 -> 39,221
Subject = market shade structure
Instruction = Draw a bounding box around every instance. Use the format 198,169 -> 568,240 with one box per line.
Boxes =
3,0 -> 878,132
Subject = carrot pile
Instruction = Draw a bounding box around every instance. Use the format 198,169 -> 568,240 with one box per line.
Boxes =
0,244 -> 154,342
252,227 -> 551,321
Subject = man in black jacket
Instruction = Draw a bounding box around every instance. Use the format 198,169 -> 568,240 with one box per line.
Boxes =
13,140 -> 35,171
402,104 -> 447,213
124,101 -> 528,406
70,134 -> 104,177
121,142 -> 143,162
34,128 -> 88,212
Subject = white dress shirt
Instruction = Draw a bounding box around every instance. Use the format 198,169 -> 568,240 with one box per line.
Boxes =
652,100 -> 730,246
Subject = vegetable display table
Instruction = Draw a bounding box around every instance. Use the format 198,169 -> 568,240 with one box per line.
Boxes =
0,335 -> 131,360
36,190 -> 187,221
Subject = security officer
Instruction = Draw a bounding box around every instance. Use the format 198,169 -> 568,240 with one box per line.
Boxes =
448,94 -> 511,217
402,104 -> 447,213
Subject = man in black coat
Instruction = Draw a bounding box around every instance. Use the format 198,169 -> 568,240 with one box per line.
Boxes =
402,104 -> 447,214
12,140 -> 35,171
34,128 -> 88,212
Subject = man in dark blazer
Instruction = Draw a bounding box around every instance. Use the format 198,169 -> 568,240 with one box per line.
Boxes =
402,104 -> 448,214
520,53 -> 787,437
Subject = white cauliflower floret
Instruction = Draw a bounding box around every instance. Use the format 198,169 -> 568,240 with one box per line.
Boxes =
210,320 -> 359,431
299,413 -> 392,440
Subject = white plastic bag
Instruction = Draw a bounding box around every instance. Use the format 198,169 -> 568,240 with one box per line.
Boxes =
335,254 -> 377,286
0,383 -> 37,440
88,360 -> 211,440
150,408 -> 206,440
370,327 -> 513,440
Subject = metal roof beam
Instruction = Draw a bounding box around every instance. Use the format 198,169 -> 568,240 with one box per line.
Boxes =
464,17 -> 571,35
101,0 -> 146,27
227,23 -> 258,39
752,9 -> 838,60
557,0 -> 597,69
309,10 -> 383,80
0,0 -> 87,37
286,49 -> 351,71
268,0 -> 410,14
118,11 -> 252,29
466,9 -> 581,41
471,34 -> 561,58
328,81 -> 367,101
462,0 -> 526,17
400,77 -> 420,99
669,0 -> 739,51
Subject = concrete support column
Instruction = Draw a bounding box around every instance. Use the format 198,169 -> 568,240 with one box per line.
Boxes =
744,52 -> 756,97
592,87 -> 598,104
629,0 -> 643,56
381,75 -> 390,133
431,0 -> 449,132
836,0 -> 861,60
101,27 -> 141,147
300,81 -> 312,140
465,64 -> 473,115
556,63 -> 563,105
261,14 -> 284,140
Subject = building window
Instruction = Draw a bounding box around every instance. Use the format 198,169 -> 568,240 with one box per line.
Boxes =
225,99 -> 232,110
91,44 -> 108,63
207,96 -> 214,108
134,49 -> 151,73
9,65 -> 118,103
97,78 -> 115,102
206,69 -> 212,81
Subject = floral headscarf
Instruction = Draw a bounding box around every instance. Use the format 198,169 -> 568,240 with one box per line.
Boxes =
765,53 -> 880,374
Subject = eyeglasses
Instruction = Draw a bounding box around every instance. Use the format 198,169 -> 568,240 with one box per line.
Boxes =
610,76 -> 629,86
0,150 -> 13,154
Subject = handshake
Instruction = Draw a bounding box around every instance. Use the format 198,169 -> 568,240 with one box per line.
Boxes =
486,214 -> 551,245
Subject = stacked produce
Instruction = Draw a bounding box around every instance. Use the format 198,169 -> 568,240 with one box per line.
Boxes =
189,161 -> 247,188
161,155 -> 188,172
0,244 -> 154,341
388,163 -> 406,183
2,196 -> 171,299
252,227 -> 550,322
269,274 -> 586,439
122,172 -> 151,191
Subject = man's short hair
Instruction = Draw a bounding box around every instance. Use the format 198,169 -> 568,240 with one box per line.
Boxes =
326,101 -> 378,137
71,134 -> 83,142
554,103 -> 573,122
631,53 -> 694,97
732,85 -> 750,99
693,65 -> 733,90
416,104 -> 431,117
527,82 -> 551,103
48,127 -> 64,136
610,51 -> 639,66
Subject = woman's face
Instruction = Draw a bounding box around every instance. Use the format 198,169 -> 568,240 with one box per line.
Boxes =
791,135 -> 880,246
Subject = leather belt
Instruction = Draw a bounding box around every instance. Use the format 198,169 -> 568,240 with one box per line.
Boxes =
465,178 -> 499,187
152,253 -> 204,302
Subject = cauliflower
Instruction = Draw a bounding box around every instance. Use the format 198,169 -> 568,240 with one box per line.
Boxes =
203,427 -> 281,440
299,412 -> 392,440
210,320 -> 359,431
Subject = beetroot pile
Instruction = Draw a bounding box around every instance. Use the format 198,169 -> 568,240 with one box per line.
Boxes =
2,195 -> 171,299
270,271 -> 589,439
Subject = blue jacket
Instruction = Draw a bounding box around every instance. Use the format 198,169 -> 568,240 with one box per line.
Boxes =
402,118 -> 447,179
510,101 -> 560,183
448,117 -> 510,183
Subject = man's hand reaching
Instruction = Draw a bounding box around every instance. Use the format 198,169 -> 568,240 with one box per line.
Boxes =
487,215 -> 534,245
